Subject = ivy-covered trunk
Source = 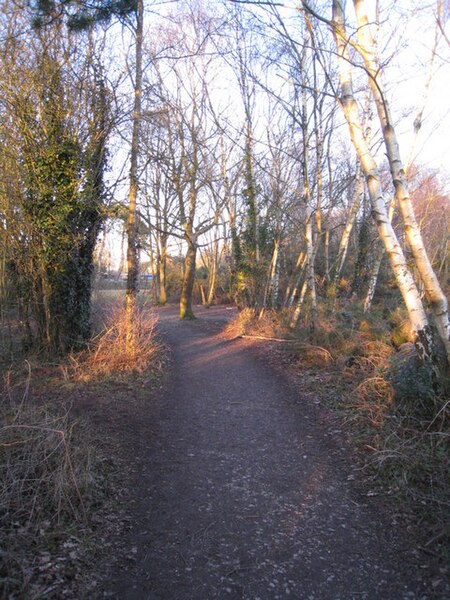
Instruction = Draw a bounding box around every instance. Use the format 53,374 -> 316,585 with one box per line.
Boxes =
13,39 -> 110,353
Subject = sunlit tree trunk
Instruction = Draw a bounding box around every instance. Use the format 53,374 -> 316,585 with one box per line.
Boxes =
332,0 -> 435,363
301,66 -> 317,332
331,165 -> 363,289
203,227 -> 222,307
206,258 -> 217,306
290,279 -> 308,328
363,197 -> 395,312
158,237 -> 168,305
125,0 -> 143,349
285,250 -> 306,308
263,237 -> 280,310
353,0 -> 450,364
363,247 -> 383,313
179,231 -> 197,320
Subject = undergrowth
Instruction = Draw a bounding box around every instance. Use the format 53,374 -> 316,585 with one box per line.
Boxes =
0,300 -> 164,598
0,364 -> 109,599
67,303 -> 163,381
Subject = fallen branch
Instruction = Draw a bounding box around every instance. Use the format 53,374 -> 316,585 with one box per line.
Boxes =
240,334 -> 296,342
240,335 -> 334,361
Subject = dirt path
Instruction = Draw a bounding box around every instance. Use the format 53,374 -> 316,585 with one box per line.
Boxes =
103,305 -> 435,600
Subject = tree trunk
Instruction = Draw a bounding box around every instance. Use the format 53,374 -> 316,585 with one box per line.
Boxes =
180,236 -> 197,320
158,237 -> 168,305
301,72 -> 317,331
125,0 -> 143,347
362,196 -> 395,311
352,0 -> 450,364
263,237 -> 280,310
363,245 -> 384,313
206,245 -> 218,307
332,0 -> 435,364
285,250 -> 306,308
332,165 -> 363,288
290,279 -> 308,328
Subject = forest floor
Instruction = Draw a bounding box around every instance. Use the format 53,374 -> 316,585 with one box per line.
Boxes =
85,303 -> 448,600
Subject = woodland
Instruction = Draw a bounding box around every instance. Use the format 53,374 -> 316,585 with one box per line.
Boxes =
0,0 -> 449,597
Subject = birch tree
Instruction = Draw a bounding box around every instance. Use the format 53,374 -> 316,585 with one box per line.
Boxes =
351,0 -> 450,364
326,0 -> 443,365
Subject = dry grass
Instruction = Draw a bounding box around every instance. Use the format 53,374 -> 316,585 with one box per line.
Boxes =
0,364 -> 105,598
223,307 -> 291,340
68,303 -> 162,381
1,366 -> 93,524
0,298 -> 164,597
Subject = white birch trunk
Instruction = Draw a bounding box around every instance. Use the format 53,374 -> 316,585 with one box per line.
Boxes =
332,0 -> 435,363
363,196 -> 396,313
285,250 -> 306,308
290,279 -> 308,328
333,165 -> 363,286
353,0 -> 450,364
301,65 -> 317,331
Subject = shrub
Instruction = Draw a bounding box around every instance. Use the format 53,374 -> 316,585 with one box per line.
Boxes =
70,303 -> 162,381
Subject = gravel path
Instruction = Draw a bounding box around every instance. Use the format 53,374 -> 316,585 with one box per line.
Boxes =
105,305 -> 435,600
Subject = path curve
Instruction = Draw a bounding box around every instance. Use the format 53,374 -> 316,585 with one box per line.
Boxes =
106,305 -> 430,600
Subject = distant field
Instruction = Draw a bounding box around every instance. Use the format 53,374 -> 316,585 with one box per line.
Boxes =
91,288 -> 156,314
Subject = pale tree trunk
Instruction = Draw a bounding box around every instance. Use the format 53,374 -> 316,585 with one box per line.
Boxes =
332,165 -> 363,289
353,0 -> 450,364
324,227 -> 330,284
263,237 -> 280,310
125,0 -> 143,350
363,196 -> 396,313
332,0 -> 435,364
363,247 -> 384,313
290,279 -> 308,328
200,284 -> 207,306
310,26 -> 325,254
205,229 -> 222,307
301,71 -> 317,332
271,239 -> 281,308
148,234 -> 158,304
206,260 -> 217,306
324,149 -> 335,285
285,250 -> 306,308
289,235 -> 323,328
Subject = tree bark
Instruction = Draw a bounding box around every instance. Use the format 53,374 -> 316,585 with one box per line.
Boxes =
301,66 -> 317,332
180,235 -> 197,320
158,239 -> 168,305
332,165 -> 363,288
125,0 -> 143,348
352,0 -> 450,364
332,0 -> 435,364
